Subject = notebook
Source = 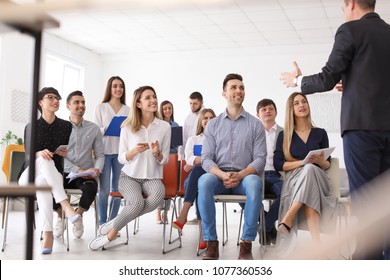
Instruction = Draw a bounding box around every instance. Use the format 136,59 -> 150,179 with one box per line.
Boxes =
104,116 -> 126,137
171,126 -> 183,147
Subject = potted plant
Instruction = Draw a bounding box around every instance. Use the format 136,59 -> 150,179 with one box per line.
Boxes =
0,130 -> 23,146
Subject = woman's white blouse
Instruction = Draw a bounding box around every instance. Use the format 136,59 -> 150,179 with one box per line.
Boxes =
184,133 -> 204,166
94,102 -> 130,155
118,118 -> 171,179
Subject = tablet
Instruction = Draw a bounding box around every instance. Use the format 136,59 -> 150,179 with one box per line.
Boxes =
54,145 -> 68,153
302,147 -> 335,165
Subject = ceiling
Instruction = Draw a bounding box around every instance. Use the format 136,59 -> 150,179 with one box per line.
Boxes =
9,0 -> 390,57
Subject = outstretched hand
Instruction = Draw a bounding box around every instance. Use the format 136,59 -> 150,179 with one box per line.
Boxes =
280,61 -> 302,88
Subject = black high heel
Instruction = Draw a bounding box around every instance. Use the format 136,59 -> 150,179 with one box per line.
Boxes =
277,223 -> 291,234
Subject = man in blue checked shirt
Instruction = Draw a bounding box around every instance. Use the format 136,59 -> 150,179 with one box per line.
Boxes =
198,73 -> 266,260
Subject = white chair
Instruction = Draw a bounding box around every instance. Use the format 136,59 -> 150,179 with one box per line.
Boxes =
210,171 -> 266,256
62,189 -> 99,251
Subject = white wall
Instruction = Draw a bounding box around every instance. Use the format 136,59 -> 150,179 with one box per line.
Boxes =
0,32 -> 103,184
101,45 -> 345,167
0,34 -> 346,186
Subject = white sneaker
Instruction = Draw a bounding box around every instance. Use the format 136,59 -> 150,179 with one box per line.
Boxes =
88,235 -> 111,251
72,216 -> 84,238
54,218 -> 65,238
99,219 -> 115,236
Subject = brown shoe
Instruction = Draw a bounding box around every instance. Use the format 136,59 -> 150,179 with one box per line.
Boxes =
238,241 -> 253,260
202,240 -> 219,260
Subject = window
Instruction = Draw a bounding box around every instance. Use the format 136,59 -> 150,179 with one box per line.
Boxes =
43,52 -> 85,119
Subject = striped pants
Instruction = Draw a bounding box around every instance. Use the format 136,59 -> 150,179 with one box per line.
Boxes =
112,172 -> 165,231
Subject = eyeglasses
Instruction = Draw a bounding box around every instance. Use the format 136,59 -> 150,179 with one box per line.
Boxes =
43,94 -> 61,101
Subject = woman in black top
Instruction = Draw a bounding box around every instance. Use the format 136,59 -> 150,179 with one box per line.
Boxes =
18,87 -> 80,254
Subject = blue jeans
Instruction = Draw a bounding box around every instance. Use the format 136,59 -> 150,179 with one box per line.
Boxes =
183,165 -> 206,220
264,171 -> 283,232
198,173 -> 262,241
98,154 -> 123,225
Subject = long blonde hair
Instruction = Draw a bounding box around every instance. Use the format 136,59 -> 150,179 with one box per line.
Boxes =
283,92 -> 314,161
121,86 -> 160,133
195,108 -> 216,135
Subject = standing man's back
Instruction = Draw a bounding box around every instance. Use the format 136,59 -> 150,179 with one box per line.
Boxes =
280,0 -> 390,260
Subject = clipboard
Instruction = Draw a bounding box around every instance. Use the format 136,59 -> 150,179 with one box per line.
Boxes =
104,116 -> 126,137
302,147 -> 335,165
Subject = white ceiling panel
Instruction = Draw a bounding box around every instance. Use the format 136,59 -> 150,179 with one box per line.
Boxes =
6,0 -> 387,58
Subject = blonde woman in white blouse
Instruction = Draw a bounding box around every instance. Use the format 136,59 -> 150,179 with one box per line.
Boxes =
94,76 -> 130,227
88,85 -> 171,250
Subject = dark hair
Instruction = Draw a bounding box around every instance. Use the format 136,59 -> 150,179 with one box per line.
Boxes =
344,0 -> 375,10
222,73 -> 243,90
160,100 -> 175,122
37,87 -> 61,112
102,76 -> 126,104
66,90 -> 83,104
189,91 -> 203,101
256,98 -> 277,114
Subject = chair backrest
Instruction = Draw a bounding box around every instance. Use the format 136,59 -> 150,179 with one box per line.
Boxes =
162,153 -> 179,198
326,157 -> 340,198
2,144 -> 25,183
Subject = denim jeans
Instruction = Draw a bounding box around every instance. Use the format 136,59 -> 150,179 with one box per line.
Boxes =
264,171 -> 283,232
183,165 -> 206,220
198,173 -> 262,241
98,154 -> 123,225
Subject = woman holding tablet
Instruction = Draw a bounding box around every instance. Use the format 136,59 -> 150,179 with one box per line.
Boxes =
273,92 -> 337,253
18,87 -> 80,254
88,85 -> 170,250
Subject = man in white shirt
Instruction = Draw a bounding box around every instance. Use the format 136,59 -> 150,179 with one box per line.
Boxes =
53,91 -> 104,238
182,91 -> 204,150
256,99 -> 283,245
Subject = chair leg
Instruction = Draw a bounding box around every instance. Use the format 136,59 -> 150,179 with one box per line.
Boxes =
258,204 -> 266,257
162,198 -> 181,254
93,197 -> 98,237
2,197 -> 7,229
133,217 -> 139,235
237,209 -> 244,246
221,202 -> 228,246
2,197 -> 10,252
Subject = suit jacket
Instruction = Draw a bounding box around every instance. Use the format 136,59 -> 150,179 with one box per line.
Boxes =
300,12 -> 390,135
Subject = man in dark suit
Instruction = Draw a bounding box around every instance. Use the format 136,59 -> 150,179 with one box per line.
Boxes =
280,0 -> 390,260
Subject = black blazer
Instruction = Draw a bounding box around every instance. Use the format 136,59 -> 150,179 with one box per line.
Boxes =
300,12 -> 390,135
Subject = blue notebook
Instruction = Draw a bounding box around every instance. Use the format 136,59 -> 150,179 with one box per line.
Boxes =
193,145 -> 202,156
104,116 -> 126,137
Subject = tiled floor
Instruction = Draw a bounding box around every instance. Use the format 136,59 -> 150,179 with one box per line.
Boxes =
0,201 -> 353,260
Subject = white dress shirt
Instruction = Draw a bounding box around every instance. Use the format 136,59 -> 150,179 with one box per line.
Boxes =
93,102 -> 130,155
265,123 -> 277,171
118,118 -> 171,179
182,110 -> 201,149
184,133 -> 204,166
